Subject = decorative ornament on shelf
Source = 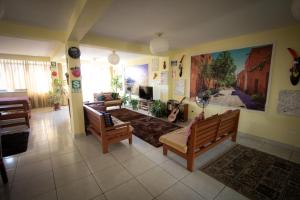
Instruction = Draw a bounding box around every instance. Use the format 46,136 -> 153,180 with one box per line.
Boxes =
195,90 -> 210,113
150,32 -> 169,55
70,66 -> 81,78
291,0 -> 300,21
51,71 -> 57,77
68,47 -> 81,59
108,50 -> 120,65
287,48 -> 300,85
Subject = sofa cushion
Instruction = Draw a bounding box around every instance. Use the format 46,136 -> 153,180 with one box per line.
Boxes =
104,100 -> 122,107
159,128 -> 187,153
96,95 -> 105,101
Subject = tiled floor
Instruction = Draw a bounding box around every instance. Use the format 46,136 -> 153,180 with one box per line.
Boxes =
1,107 -> 299,200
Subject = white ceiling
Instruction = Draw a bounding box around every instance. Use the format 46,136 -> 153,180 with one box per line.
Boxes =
1,0 -> 76,30
90,0 -> 298,49
80,45 -> 146,62
0,36 -> 61,57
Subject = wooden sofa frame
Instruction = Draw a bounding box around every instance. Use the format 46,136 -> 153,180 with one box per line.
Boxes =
83,105 -> 132,153
163,110 -> 240,171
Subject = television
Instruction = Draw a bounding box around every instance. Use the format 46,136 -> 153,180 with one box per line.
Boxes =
139,86 -> 153,100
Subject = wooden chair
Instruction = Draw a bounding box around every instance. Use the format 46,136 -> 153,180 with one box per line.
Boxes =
160,110 -> 240,171
83,105 -> 132,153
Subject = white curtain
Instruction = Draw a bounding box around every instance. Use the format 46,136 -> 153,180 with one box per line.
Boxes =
0,59 -> 52,108
81,61 -> 113,102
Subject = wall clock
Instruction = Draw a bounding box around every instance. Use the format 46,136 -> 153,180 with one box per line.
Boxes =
68,47 -> 81,59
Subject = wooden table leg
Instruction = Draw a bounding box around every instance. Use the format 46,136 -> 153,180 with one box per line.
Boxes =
0,158 -> 8,184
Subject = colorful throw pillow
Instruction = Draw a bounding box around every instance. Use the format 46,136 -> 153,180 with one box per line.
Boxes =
104,93 -> 113,101
184,112 -> 205,141
100,112 -> 114,127
96,95 -> 105,101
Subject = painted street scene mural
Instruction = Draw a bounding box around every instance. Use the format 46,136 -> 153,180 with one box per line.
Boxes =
190,44 -> 273,111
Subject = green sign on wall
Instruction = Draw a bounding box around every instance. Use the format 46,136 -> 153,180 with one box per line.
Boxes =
71,80 -> 81,93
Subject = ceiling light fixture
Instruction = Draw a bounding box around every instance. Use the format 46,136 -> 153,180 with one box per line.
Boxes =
149,32 -> 169,55
108,50 -> 120,65
291,0 -> 300,20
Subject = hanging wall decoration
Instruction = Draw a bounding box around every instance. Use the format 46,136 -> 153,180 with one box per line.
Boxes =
163,61 -> 167,69
71,80 -> 81,93
190,44 -> 273,111
51,71 -> 58,77
70,66 -> 81,78
68,47 -> 81,59
287,48 -> 300,85
178,55 -> 185,77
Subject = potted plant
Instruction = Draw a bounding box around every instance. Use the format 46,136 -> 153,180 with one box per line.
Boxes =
122,94 -> 129,106
149,100 -> 167,117
130,99 -> 139,110
48,79 -> 67,111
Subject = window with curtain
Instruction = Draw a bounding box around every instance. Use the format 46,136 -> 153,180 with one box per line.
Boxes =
81,61 -> 113,102
0,59 -> 52,108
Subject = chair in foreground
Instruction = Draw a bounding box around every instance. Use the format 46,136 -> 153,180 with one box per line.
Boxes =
159,110 -> 240,171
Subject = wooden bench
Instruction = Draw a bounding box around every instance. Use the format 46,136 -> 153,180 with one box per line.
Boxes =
0,99 -> 30,128
159,110 -> 240,171
83,105 -> 132,153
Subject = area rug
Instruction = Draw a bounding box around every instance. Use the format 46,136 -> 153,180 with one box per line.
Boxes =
1,132 -> 30,157
108,108 -> 181,147
201,144 -> 300,200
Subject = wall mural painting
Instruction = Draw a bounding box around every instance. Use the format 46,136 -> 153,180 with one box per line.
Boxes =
125,64 -> 148,95
190,44 -> 273,111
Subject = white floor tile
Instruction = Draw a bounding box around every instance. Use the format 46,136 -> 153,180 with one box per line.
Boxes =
57,176 -> 101,200
86,154 -> 119,174
181,171 -> 224,200
33,190 -> 58,200
137,166 -> 177,197
51,151 -> 83,168
105,179 -> 152,200
122,155 -> 156,176
93,164 -> 132,192
159,160 -> 190,180
144,149 -> 169,164
215,187 -> 249,200
11,171 -> 55,200
157,182 -> 204,200
54,162 -> 91,187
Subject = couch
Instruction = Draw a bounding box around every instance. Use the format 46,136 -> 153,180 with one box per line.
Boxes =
93,92 -> 122,110
159,110 -> 240,171
83,104 -> 133,153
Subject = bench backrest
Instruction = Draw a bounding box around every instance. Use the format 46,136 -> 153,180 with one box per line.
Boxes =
83,105 -> 105,134
188,110 -> 240,150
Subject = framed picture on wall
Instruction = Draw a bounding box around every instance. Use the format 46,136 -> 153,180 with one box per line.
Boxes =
190,44 -> 273,111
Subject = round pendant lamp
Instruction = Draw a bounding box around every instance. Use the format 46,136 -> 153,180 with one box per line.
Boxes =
149,33 -> 169,55
108,50 -> 120,65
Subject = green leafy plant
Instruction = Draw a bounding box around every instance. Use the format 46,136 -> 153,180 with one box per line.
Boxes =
122,94 -> 129,105
149,100 -> 167,117
130,99 -> 139,110
111,75 -> 122,93
48,79 -> 67,110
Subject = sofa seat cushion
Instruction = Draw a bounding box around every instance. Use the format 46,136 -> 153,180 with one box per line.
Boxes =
104,100 -> 122,106
159,128 -> 187,153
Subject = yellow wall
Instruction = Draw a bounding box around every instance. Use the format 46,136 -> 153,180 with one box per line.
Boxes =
125,55 -> 171,101
169,24 -> 300,148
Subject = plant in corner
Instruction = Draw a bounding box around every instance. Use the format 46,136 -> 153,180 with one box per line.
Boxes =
48,79 -> 67,111
122,94 -> 129,106
149,100 -> 167,118
130,99 -> 139,110
111,75 -> 122,92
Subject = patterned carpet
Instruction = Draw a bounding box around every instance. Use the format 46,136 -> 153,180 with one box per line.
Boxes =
201,144 -> 300,200
108,108 -> 181,147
